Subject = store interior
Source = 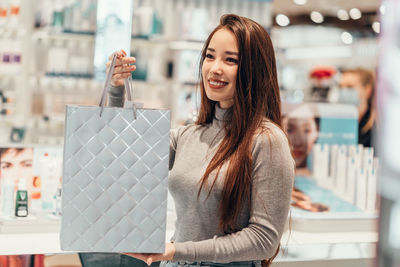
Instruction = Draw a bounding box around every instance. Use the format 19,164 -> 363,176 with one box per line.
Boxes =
1,0 -> 399,266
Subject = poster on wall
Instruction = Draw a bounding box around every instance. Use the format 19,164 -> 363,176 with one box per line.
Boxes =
282,102 -> 358,172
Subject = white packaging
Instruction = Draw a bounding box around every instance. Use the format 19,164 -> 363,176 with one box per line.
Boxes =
345,156 -> 357,204
329,144 -> 339,184
356,144 -> 364,169
312,143 -> 321,178
312,144 -> 330,188
37,149 -> 63,213
366,168 -> 377,211
335,144 -> 347,196
356,169 -> 367,210
363,147 -> 374,171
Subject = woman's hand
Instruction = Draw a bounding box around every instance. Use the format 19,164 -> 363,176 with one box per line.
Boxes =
124,242 -> 176,266
106,49 -> 136,87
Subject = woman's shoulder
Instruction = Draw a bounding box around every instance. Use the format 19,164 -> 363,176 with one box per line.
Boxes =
251,119 -> 291,153
254,119 -> 288,142
170,123 -> 204,142
252,119 -> 293,164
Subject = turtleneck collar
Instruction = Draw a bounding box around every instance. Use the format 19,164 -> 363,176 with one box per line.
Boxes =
212,104 -> 230,129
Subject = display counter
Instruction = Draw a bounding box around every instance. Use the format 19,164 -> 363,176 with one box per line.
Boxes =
0,194 -> 378,266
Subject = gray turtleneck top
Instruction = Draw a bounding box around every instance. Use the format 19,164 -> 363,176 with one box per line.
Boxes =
108,86 -> 294,263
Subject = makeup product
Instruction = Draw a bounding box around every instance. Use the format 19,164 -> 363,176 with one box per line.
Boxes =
335,144 -> 347,196
363,147 -> 374,172
366,168 -> 377,211
329,144 -> 338,183
15,179 -> 28,217
356,169 -> 367,210
312,143 -> 329,187
345,156 -> 357,204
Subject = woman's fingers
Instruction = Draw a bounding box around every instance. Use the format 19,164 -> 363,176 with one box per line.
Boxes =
116,56 -> 136,65
112,73 -> 131,81
113,64 -> 136,75
108,49 -> 126,60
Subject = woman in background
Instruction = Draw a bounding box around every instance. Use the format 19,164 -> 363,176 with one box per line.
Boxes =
339,68 -> 375,147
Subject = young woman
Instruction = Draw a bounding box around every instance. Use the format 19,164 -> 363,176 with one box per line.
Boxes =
96,14 -> 294,267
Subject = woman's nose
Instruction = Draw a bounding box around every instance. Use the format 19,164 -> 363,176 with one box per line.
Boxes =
210,60 -> 223,75
292,133 -> 305,146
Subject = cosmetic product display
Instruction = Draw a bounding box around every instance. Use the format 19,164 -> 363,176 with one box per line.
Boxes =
312,143 -> 379,212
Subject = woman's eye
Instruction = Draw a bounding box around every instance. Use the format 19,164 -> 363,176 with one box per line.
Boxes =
205,54 -> 214,59
227,57 -> 238,63
0,162 -> 11,169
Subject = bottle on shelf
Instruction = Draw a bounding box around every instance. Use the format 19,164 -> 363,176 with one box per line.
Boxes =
0,175 -> 15,217
15,179 -> 28,217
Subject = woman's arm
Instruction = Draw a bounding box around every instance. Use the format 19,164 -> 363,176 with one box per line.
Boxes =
106,50 -> 136,108
172,126 -> 295,263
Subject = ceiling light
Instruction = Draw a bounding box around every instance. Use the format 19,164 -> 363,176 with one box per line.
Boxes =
341,32 -> 353,44
293,0 -> 307,5
276,14 -> 290,27
337,9 -> 349,20
310,11 -> 324,23
349,8 -> 362,20
372,22 -> 380,34
379,5 -> 386,15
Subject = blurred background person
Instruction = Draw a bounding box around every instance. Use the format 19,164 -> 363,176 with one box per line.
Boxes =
284,104 -> 320,171
339,68 -> 376,148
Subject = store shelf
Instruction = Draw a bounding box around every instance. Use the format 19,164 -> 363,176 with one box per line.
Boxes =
32,30 -> 95,42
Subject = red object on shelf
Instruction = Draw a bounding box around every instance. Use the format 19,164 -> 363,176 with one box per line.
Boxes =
310,67 -> 336,80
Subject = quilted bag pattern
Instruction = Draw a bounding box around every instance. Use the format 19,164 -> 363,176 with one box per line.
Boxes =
60,105 -> 170,253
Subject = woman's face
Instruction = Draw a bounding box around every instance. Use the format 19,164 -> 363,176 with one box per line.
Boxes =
202,28 -> 239,109
0,148 -> 33,190
286,117 -> 318,168
339,72 -> 371,116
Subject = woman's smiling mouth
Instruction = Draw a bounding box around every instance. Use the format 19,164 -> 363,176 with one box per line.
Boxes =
208,79 -> 228,88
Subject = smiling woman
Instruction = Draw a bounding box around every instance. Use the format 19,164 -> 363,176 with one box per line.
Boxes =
84,13 -> 295,267
202,28 -> 239,109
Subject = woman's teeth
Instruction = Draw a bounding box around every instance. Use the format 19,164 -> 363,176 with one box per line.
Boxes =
210,80 -> 227,86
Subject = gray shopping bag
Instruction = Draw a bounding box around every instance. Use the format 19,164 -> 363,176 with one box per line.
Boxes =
60,53 -> 170,253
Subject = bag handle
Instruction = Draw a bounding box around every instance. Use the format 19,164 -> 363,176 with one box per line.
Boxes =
124,76 -> 138,119
99,52 -> 137,119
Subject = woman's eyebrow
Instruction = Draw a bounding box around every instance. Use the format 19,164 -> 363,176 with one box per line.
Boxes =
207,48 -> 239,56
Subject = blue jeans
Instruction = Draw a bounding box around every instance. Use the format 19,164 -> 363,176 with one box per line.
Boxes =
160,260 -> 261,267
79,253 -> 160,267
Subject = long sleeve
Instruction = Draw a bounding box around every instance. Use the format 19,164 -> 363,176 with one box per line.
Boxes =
108,85 -> 125,107
172,127 -> 295,263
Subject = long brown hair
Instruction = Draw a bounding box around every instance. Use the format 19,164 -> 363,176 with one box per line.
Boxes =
196,14 -> 282,262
